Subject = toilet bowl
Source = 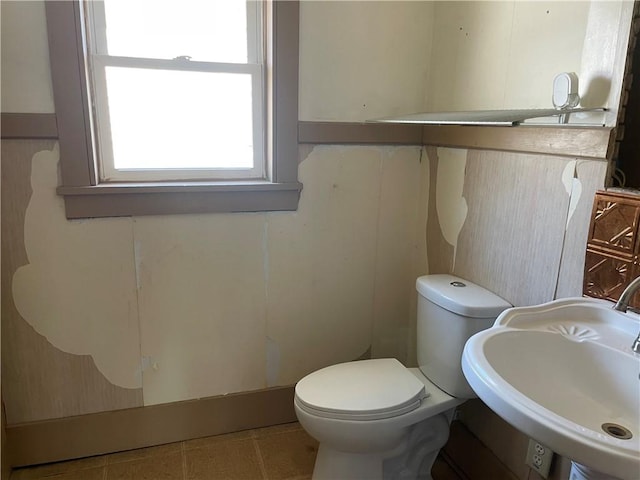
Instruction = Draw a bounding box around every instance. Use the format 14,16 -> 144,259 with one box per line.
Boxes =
295,361 -> 462,479
294,274 -> 511,480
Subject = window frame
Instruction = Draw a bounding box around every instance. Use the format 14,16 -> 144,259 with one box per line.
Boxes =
45,0 -> 301,219
87,1 -> 265,183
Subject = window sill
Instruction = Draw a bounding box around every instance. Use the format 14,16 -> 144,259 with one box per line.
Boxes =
57,181 -> 303,218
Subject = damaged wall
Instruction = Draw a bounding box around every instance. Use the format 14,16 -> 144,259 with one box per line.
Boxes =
1,1 -> 433,423
1,142 -> 143,424
424,146 -> 607,480
2,141 -> 427,420
0,3 -> 629,479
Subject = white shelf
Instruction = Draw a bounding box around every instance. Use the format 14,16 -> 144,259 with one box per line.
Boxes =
369,108 -> 607,126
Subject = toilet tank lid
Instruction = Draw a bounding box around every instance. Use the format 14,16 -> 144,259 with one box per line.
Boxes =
416,274 -> 511,318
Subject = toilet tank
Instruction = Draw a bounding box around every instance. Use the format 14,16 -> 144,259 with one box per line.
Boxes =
416,274 -> 511,399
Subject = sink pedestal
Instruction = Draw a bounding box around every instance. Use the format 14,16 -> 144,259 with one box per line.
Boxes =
570,462 -> 623,480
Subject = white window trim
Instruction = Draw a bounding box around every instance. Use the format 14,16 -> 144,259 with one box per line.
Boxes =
45,0 -> 301,219
85,1 -> 266,183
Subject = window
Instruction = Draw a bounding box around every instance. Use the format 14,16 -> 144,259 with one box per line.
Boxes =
87,1 -> 264,182
46,0 -> 301,218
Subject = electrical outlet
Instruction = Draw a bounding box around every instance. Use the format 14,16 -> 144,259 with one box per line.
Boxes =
526,439 -> 554,478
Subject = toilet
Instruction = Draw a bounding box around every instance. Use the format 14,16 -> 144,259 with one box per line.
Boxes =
294,274 -> 511,480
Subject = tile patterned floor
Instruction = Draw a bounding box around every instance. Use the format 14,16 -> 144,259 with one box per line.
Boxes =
11,423 -> 316,480
11,422 -> 462,480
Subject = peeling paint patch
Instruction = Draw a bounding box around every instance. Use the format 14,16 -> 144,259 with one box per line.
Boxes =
265,146 -> 381,384
12,146 -> 141,389
425,147 -> 455,275
435,148 -> 468,264
419,146 -> 430,274
134,355 -> 157,385
562,161 -> 582,228
134,213 -> 267,406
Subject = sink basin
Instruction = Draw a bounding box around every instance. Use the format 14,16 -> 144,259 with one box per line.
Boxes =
462,297 -> 640,480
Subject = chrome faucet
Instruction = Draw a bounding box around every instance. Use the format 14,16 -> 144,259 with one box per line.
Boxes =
613,276 -> 640,353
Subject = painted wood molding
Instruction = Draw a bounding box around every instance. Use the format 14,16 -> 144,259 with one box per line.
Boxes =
1,114 -> 613,160
299,120 -> 613,160
421,124 -> 613,160
6,386 -> 296,468
1,113 -> 58,139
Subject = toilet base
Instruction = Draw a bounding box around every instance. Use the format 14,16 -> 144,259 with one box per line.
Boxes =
311,411 -> 453,480
313,447 -> 384,480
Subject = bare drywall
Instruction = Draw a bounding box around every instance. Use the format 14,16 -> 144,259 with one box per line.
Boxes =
12,146 -> 141,391
2,141 -> 142,424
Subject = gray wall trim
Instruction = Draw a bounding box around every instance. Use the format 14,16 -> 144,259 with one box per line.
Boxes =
1,114 -> 58,139
7,386 -> 296,468
59,184 -> 302,218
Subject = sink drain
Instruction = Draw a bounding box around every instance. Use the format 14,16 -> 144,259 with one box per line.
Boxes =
602,423 -> 633,440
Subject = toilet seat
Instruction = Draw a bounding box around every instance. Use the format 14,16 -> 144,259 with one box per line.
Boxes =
295,358 -> 430,421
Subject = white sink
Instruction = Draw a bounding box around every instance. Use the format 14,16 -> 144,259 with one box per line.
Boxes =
462,297 -> 640,480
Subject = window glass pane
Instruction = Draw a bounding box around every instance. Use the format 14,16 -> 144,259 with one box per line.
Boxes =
102,0 -> 247,63
104,67 -> 254,171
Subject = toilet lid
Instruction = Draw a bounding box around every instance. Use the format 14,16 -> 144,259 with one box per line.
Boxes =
295,359 -> 429,421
